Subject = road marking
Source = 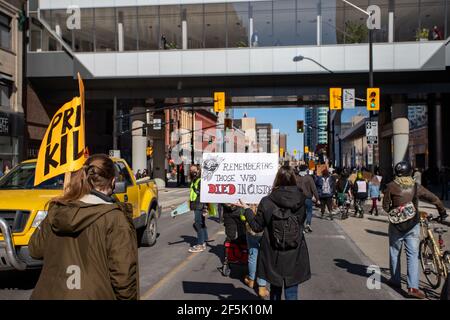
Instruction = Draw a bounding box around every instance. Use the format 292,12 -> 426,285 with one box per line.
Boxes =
140,228 -> 223,300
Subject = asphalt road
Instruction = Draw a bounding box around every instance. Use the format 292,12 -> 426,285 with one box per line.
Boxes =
0,188 -> 403,300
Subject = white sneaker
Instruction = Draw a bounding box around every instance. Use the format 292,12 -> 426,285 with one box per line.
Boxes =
188,244 -> 206,253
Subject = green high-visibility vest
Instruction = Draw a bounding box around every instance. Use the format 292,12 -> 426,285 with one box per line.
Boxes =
190,178 -> 201,202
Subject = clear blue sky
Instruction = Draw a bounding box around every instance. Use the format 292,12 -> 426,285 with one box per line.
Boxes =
234,107 -> 368,158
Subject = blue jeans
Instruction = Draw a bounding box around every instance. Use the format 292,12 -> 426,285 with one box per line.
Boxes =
194,209 -> 208,246
305,198 -> 313,226
246,233 -> 266,287
389,223 -> 420,289
270,283 -> 299,300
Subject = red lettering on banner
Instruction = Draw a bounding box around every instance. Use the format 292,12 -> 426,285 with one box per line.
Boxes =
207,184 -> 236,195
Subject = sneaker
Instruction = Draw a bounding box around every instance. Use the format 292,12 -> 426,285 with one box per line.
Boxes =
244,276 -> 255,288
305,225 -> 313,233
188,245 -> 205,253
407,288 -> 426,299
258,286 -> 269,298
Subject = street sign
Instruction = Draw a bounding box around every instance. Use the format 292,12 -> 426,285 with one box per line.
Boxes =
367,144 -> 374,165
153,118 -> 162,130
280,147 -> 284,158
214,92 -> 225,113
109,150 -> 121,158
365,121 -> 378,145
343,88 -> 355,109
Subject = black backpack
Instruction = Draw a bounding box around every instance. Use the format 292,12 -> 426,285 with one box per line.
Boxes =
270,206 -> 301,251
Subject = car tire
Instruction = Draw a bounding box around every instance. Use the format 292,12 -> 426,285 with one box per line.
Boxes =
140,209 -> 157,247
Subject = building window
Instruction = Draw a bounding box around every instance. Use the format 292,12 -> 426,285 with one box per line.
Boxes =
251,1 -> 273,47
160,5 -> 181,49
95,8 -> 117,51
138,6 -> 160,50
273,0 -> 298,46
297,0 -> 320,45
117,7 -> 138,51
204,4 -> 226,48
0,82 -> 11,108
184,4 -> 204,49
227,2 -> 249,48
74,8 -> 94,52
0,12 -> 12,51
394,0 -> 419,41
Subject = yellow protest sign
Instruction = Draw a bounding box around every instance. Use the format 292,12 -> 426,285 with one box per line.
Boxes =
34,76 -> 86,186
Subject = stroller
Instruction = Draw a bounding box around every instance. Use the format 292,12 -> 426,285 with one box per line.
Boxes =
219,205 -> 248,277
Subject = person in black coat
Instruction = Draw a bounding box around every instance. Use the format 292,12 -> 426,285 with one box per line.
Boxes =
237,166 -> 311,300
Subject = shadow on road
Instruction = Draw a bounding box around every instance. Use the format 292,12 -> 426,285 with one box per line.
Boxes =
367,217 -> 389,224
168,235 -> 197,247
364,229 -> 389,237
0,269 -> 41,290
182,281 -> 259,300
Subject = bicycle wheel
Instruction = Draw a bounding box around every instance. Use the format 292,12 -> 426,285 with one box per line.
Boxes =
420,239 -> 442,289
444,251 -> 450,277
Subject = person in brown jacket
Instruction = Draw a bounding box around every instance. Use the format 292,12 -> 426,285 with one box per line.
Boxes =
29,154 -> 139,300
296,165 -> 320,233
383,161 -> 447,299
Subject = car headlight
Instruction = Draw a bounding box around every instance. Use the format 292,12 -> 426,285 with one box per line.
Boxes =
32,210 -> 48,228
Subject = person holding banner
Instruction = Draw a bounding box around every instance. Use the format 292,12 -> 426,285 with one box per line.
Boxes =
237,166 -> 311,300
29,154 -> 139,300
188,164 -> 209,253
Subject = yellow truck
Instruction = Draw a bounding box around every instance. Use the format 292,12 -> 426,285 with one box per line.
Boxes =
0,158 -> 161,271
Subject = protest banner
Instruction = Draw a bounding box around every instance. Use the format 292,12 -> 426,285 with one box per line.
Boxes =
200,153 -> 278,204
34,74 -> 86,186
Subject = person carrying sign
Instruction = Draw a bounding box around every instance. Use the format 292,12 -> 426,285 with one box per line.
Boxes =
29,154 -> 139,300
188,164 -> 209,253
237,166 -> 311,300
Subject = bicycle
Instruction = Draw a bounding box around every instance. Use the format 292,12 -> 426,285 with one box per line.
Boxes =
419,211 -> 450,289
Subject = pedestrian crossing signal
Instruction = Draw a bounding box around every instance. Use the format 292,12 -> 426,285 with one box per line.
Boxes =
297,120 -> 304,133
329,88 -> 342,110
367,88 -> 380,111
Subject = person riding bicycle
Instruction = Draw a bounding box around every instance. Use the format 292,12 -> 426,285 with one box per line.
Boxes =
336,169 -> 352,220
383,161 -> 448,299
352,171 -> 368,218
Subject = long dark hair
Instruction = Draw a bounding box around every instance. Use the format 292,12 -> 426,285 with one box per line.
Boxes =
52,154 -> 116,204
272,165 -> 297,190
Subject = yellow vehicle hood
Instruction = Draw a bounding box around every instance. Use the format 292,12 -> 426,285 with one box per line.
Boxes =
0,189 -> 62,211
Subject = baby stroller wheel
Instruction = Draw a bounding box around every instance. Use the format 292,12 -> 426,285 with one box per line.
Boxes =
222,263 -> 231,277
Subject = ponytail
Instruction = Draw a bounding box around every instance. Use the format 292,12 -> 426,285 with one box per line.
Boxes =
50,154 -> 116,205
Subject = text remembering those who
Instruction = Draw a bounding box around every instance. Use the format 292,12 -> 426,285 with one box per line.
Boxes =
200,153 -> 278,204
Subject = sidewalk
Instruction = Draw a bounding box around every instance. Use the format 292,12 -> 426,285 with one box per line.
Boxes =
334,200 -> 450,300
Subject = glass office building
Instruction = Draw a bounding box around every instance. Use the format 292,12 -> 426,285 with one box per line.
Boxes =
29,0 -> 450,53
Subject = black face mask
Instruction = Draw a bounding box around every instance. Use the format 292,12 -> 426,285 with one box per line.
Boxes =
190,172 -> 198,179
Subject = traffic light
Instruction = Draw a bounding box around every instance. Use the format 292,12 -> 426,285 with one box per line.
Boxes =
297,120 -> 304,133
214,92 -> 225,113
367,88 -> 380,111
304,146 -> 309,153
224,118 -> 232,130
329,88 -> 342,110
